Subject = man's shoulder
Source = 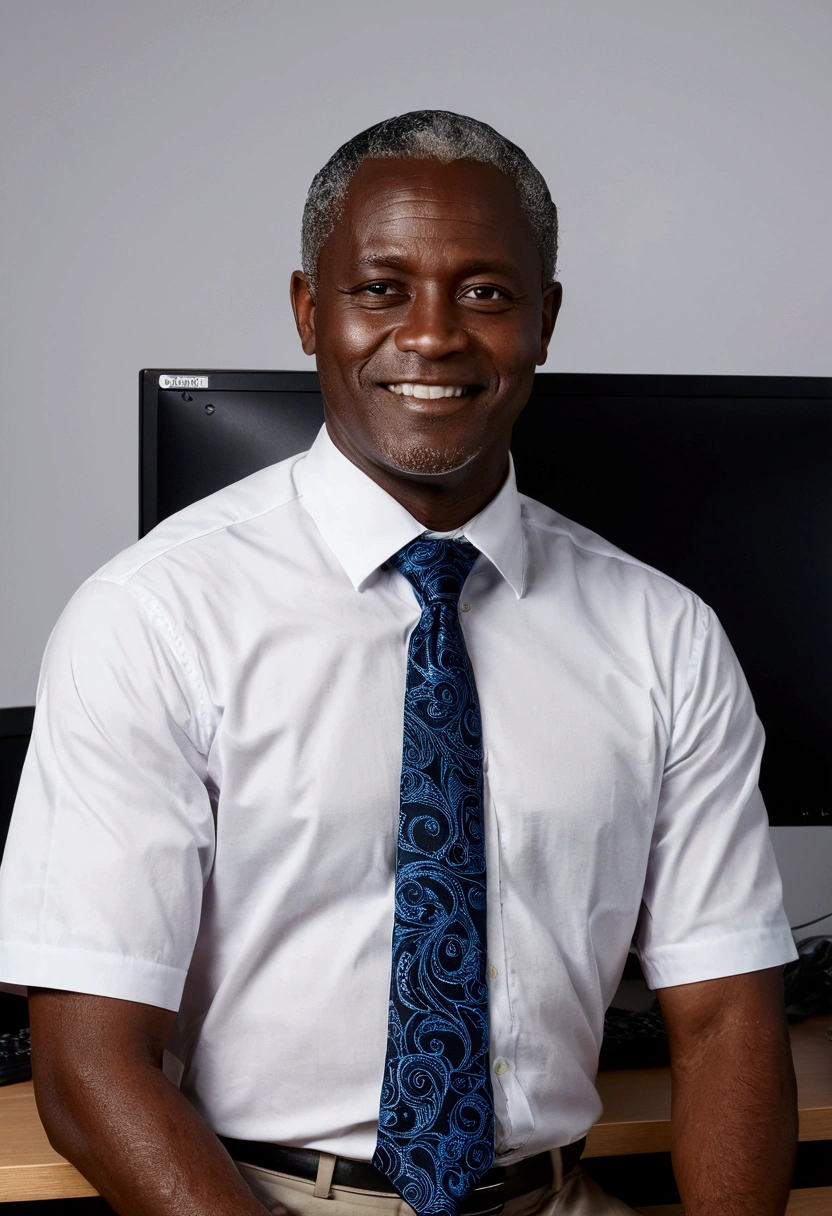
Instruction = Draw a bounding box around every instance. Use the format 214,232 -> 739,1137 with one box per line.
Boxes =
95,451 -> 307,588
519,492 -> 704,614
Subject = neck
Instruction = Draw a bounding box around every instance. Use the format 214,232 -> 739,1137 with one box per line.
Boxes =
325,423 -> 510,530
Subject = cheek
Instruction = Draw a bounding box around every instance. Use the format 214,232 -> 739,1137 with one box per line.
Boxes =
316,304 -> 389,372
474,314 -> 541,378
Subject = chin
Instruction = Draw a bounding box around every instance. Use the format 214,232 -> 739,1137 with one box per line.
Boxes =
378,438 -> 481,477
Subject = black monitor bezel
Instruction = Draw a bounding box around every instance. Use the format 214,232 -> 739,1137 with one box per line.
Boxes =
139,369 -> 832,537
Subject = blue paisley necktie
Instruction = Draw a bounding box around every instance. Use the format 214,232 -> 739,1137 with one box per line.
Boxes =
373,536 -> 494,1216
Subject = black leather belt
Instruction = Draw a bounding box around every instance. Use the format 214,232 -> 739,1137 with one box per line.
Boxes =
220,1136 -> 585,1215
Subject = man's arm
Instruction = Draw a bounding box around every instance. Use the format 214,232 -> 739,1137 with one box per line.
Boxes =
655,965 -> 797,1216
29,990 -> 269,1216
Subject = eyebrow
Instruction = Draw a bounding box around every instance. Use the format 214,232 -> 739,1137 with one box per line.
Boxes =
356,252 -> 409,269
355,252 -> 524,278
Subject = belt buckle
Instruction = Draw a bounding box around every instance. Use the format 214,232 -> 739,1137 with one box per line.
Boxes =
462,1179 -> 505,1216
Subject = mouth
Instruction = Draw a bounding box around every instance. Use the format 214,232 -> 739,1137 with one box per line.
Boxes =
384,382 -> 475,399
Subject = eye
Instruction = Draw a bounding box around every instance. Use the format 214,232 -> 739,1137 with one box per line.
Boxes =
362,283 -> 399,296
461,285 -> 509,301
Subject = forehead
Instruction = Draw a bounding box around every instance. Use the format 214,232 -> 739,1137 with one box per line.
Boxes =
323,156 -> 540,276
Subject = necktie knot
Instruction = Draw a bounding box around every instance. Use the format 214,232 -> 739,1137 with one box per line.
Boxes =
390,536 -> 479,608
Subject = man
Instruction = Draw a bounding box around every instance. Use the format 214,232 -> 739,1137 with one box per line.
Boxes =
0,111 -> 798,1216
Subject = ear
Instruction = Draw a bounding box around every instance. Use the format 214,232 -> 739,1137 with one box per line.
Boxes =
536,282 -> 562,366
290,271 -> 317,356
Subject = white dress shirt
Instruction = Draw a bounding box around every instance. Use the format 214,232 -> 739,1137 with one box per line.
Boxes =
0,423 -> 796,1162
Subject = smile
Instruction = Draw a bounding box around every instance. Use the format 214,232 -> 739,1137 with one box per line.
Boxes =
385,383 -> 470,399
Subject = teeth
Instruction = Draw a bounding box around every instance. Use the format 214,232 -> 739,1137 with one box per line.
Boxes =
386,384 -> 467,398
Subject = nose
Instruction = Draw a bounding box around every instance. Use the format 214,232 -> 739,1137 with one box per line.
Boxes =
394,286 -> 470,359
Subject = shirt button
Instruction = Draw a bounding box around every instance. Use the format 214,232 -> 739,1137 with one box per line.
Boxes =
494,1059 -> 510,1075
488,965 -> 498,979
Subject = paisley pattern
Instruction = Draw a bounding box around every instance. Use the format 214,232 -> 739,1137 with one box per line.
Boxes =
373,537 -> 494,1216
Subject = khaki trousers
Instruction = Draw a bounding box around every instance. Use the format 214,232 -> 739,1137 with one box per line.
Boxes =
235,1152 -> 640,1216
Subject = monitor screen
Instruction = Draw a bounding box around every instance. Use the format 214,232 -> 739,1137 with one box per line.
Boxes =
140,369 -> 832,827
0,708 -> 35,865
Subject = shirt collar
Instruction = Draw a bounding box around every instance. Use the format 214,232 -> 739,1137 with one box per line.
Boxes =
296,424 -> 525,598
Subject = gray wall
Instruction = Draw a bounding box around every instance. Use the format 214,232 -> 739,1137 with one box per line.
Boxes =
2,1 -> 830,929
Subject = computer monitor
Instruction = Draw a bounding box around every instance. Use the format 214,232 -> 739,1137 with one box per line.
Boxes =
0,708 -> 35,865
140,369 -> 832,828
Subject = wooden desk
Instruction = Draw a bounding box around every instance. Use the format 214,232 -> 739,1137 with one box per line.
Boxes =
586,1014 -> 832,1158
1,1017 -> 830,1206
588,1016 -> 832,1215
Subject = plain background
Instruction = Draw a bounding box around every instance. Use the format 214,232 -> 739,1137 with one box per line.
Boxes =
1,0 -> 830,929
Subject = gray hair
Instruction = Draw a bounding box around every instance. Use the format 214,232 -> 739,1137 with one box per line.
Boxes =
301,110 -> 558,297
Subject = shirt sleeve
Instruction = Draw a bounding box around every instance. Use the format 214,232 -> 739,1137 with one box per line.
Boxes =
0,577 -> 215,1010
634,600 -> 798,990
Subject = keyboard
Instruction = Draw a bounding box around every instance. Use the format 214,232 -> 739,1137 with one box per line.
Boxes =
0,1027 -> 32,1085
599,1005 -> 669,1070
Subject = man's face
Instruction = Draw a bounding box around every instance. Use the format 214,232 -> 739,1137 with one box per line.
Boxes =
292,156 -> 560,483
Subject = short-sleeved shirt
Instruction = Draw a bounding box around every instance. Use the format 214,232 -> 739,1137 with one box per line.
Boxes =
0,423 -> 796,1162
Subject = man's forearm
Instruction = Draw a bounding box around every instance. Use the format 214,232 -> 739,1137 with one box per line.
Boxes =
36,1057 -> 269,1216
30,991 -> 269,1216
659,969 -> 798,1216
